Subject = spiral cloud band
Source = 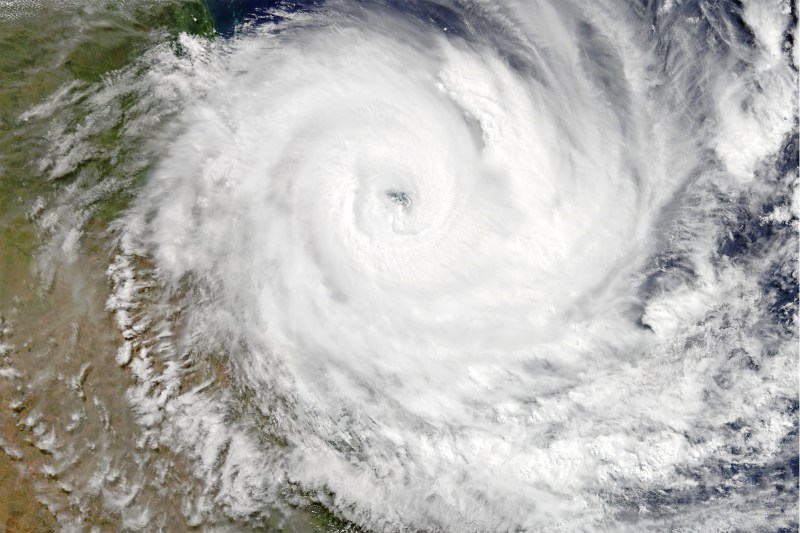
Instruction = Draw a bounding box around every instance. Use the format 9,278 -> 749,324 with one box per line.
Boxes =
95,0 -> 799,530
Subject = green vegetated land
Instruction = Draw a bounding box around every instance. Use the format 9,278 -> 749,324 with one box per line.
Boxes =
0,0 -> 216,293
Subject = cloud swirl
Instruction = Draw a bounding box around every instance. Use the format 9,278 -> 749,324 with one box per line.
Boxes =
102,1 -> 797,530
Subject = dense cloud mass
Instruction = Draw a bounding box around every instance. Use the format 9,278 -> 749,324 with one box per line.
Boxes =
11,0 -> 797,531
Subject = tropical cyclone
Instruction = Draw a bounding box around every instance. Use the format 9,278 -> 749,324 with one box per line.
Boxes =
102,0 -> 797,531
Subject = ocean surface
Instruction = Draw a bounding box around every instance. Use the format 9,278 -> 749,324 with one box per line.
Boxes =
0,0 -> 797,531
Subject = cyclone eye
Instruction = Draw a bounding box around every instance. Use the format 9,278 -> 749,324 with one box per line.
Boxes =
386,190 -> 412,208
